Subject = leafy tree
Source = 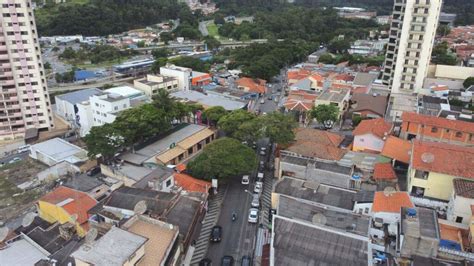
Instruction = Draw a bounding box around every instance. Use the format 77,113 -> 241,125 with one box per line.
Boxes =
437,25 -> 451,37
152,48 -> 171,59
187,138 -> 257,180
327,38 -> 351,54
169,56 -> 210,72
136,40 -> 145,48
431,42 -> 458,65
204,36 -> 221,50
173,24 -> 201,40
259,112 -> 297,145
463,77 -> 474,88
234,118 -> 264,144
51,46 -> 60,52
44,62 -> 52,70
214,15 -> 226,25
203,106 -> 227,126
84,124 -> 124,163
151,58 -> 168,74
159,32 -> 173,44
310,104 -> 339,125
217,109 -> 256,137
318,53 -> 334,64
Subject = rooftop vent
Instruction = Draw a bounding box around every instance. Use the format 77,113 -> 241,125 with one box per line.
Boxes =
421,152 -> 435,163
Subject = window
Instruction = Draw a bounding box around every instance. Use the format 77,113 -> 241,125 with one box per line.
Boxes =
414,170 -> 429,179
166,179 -> 172,187
456,216 -> 463,223
455,132 -> 462,138
364,208 -> 369,214
431,127 -> 438,133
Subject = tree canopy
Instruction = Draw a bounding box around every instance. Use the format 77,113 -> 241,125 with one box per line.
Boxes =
187,138 -> 257,180
464,77 -> 474,89
84,123 -> 124,162
310,104 -> 340,125
203,106 -> 227,126
217,109 -> 256,137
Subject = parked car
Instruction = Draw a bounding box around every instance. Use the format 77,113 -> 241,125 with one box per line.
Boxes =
8,157 -> 21,164
87,166 -> 101,176
17,144 -> 30,153
221,256 -> 234,266
260,99 -> 265,104
241,175 -> 249,185
199,258 -> 212,266
248,208 -> 259,223
210,225 -> 222,242
251,194 -> 260,208
257,172 -> 264,182
241,256 -> 252,266
267,95 -> 272,100
254,182 -> 263,193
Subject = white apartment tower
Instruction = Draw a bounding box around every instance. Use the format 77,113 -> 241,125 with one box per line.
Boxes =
0,0 -> 53,141
382,0 -> 442,119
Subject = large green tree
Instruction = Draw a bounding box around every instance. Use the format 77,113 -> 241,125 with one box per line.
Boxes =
463,77 -> 474,88
310,104 -> 339,125
187,138 -> 257,180
217,109 -> 256,137
203,106 -> 227,126
84,123 -> 124,162
259,112 -> 297,145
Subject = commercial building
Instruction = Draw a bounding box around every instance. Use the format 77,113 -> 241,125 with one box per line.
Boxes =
160,64 -> 192,91
0,0 -> 54,141
133,74 -> 179,97
54,88 -> 102,123
29,137 -> 88,166
171,90 -> 247,111
382,0 -> 443,119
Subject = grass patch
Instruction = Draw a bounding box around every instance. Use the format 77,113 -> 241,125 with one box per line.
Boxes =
207,22 -> 219,38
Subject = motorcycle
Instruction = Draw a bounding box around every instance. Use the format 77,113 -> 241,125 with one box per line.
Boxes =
232,212 -> 237,221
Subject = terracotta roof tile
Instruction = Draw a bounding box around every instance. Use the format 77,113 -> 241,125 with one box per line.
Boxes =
333,73 -> 354,82
453,178 -> 474,198
381,136 -> 411,164
351,86 -> 370,94
39,186 -> 97,224
372,192 -> 413,213
412,141 -> 474,179
176,164 -> 186,172
294,128 -> 344,147
373,163 -> 397,180
353,118 -> 392,138
236,77 -> 267,94
286,141 -> 346,161
173,173 -> 211,193
284,91 -> 317,111
402,112 -> 474,134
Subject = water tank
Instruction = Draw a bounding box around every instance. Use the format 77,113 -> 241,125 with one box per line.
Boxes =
406,208 -> 417,217
352,173 -> 361,180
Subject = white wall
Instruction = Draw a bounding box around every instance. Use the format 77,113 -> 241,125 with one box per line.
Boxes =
90,95 -> 130,126
160,66 -> 191,91
353,133 -> 385,152
55,97 -> 76,121
354,202 -> 373,216
447,193 -> 474,226
372,212 -> 401,225
76,102 -> 93,137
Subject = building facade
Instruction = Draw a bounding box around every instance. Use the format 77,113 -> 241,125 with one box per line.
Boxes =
0,0 -> 53,141
133,74 -> 179,97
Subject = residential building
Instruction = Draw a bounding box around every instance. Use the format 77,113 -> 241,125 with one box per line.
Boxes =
133,74 -> 179,97
349,39 -> 388,56
29,137 -> 88,166
447,179 -> 474,225
122,215 -> 180,266
373,162 -> 398,183
191,71 -> 212,87
160,64 -> 192,91
350,93 -> 388,118
171,90 -> 247,111
400,112 -> 474,146
439,12 -> 457,27
0,0 -> 54,141
236,77 -> 267,94
381,136 -> 412,165
173,172 -> 211,194
0,235 -> 48,265
382,0 -> 443,119
353,72 -> 378,87
314,87 -> 351,119
54,88 -> 102,123
72,227 -> 147,266
62,174 -> 110,200
37,186 -> 97,236
352,118 -> 392,152
371,191 -> 414,224
408,141 -> 474,201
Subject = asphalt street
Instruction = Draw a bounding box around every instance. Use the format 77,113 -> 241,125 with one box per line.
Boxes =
205,139 -> 270,264
0,151 -> 29,165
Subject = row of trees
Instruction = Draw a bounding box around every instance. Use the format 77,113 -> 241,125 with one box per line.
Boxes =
150,48 -> 212,74
59,45 -> 138,64
318,53 -> 385,66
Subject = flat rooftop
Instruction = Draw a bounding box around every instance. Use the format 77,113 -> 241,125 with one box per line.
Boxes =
72,227 -> 148,266
171,90 -> 246,111
105,86 -> 144,99
31,137 -> 87,163
136,76 -> 177,86
55,88 -> 102,104
0,238 -> 47,265
272,217 -> 368,266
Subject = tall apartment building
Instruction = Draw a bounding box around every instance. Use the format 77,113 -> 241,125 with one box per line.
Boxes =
0,0 -> 53,141
382,0 -> 442,120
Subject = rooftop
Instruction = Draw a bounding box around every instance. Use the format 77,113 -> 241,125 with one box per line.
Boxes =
453,178 -> 474,198
353,118 -> 392,138
62,174 -> 106,193
283,90 -> 318,111
72,227 -> 148,266
285,128 -> 346,161
274,177 -> 356,210
236,77 -> 266,94
104,86 -> 144,99
353,72 -> 377,86
56,88 -> 102,104
0,238 -> 47,265
164,195 -> 201,240
317,87 -> 350,103
277,195 -> 369,236
173,173 -> 211,193
412,141 -> 474,179
381,136 -> 411,164
372,191 -> 413,213
31,138 -> 88,164
373,162 -> 397,180
39,186 -> 97,224
272,217 -> 368,266
171,90 -> 246,111
135,75 -> 177,86
351,94 -> 388,117
402,112 -> 474,134
401,207 -> 440,239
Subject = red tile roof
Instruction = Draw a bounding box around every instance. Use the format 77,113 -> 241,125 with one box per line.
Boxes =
173,173 -> 211,193
236,77 -> 267,94
286,128 -> 346,161
372,192 -> 413,213
176,164 -> 186,172
283,90 -> 317,111
39,186 -> 97,224
453,178 -> 474,198
333,73 -> 354,82
381,136 -> 412,164
402,112 -> 474,134
353,118 -> 392,138
373,163 -> 397,180
294,128 -> 344,147
412,141 -> 474,179
288,69 -> 312,82
351,86 -> 370,94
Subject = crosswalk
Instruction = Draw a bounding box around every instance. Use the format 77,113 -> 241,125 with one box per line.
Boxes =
261,172 -> 274,227
190,188 -> 226,265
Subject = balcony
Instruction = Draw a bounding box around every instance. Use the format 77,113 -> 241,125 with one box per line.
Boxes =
6,104 -> 20,109
1,80 -> 15,86
1,88 -> 16,94
0,54 -> 9,60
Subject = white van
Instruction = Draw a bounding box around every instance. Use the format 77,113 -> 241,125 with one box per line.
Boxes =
17,144 -> 31,153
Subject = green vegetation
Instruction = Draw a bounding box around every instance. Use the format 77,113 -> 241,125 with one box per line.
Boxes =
309,104 -> 340,124
187,138 -> 257,180
218,109 -> 257,138
464,77 -> 474,88
203,106 -> 227,126
169,56 -> 211,73
207,22 -> 220,38
59,45 -> 138,65
318,53 -> 385,66
431,42 -> 458,66
55,69 -> 76,83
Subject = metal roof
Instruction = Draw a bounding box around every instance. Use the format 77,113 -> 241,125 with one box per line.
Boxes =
55,88 -> 102,104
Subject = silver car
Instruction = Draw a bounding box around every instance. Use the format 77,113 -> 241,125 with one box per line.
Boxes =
251,194 -> 260,208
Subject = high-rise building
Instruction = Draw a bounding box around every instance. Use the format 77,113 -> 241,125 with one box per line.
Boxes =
382,0 -> 442,120
0,0 -> 53,141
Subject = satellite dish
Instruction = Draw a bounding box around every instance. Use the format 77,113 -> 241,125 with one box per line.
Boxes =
383,186 -> 396,196
21,212 -> 36,227
312,213 -> 327,225
421,152 -> 435,163
134,200 -> 147,215
85,228 -> 98,243
0,227 -> 9,242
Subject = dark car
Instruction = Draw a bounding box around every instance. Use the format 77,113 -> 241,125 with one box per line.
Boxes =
221,256 -> 234,266
87,166 -> 101,176
241,256 -> 252,266
199,258 -> 212,266
210,225 -> 222,242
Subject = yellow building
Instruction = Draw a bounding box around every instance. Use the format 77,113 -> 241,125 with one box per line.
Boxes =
408,141 -> 474,201
37,186 -> 97,236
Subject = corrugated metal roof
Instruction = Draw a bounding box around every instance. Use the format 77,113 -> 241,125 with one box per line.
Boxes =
56,88 -> 102,104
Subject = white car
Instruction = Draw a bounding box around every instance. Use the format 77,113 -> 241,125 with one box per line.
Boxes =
260,99 -> 265,104
251,194 -> 260,208
242,175 -> 250,185
248,208 -> 259,223
8,157 -> 21,164
254,182 -> 263,193
257,172 -> 264,181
